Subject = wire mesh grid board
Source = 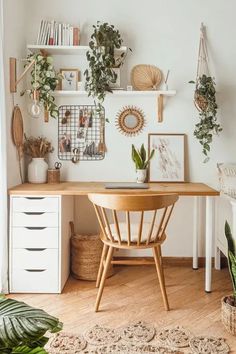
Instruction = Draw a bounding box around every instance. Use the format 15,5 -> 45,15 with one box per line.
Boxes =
58,105 -> 105,161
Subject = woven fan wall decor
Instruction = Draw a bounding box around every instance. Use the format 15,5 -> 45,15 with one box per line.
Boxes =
131,64 -> 163,91
11,105 -> 24,183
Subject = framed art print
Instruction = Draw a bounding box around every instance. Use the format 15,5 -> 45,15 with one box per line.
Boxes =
60,69 -> 79,91
148,133 -> 186,182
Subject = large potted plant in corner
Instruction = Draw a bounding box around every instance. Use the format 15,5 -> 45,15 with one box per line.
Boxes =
189,74 -> 222,162
222,221 -> 236,335
132,144 -> 155,183
84,21 -> 130,115
0,296 -> 62,353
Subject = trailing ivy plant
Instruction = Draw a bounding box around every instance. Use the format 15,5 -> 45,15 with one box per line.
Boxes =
22,53 -> 61,119
189,74 -> 222,162
84,21 -> 130,117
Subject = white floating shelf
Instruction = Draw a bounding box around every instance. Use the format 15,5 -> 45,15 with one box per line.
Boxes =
54,90 -> 176,97
27,44 -> 128,56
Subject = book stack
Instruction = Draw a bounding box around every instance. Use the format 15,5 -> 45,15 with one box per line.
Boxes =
37,20 -> 80,46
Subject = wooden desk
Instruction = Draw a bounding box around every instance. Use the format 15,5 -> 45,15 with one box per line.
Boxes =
9,182 -> 219,292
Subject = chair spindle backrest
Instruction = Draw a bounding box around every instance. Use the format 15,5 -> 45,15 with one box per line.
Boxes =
88,194 -> 179,246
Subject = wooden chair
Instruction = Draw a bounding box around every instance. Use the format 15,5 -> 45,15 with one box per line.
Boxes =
88,193 -> 179,312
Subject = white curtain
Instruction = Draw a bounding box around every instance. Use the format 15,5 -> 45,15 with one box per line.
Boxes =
0,0 -> 8,294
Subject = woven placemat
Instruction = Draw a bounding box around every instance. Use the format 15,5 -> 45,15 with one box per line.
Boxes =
48,321 -> 230,354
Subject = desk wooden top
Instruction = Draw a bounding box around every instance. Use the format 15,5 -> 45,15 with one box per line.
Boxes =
8,182 -> 219,196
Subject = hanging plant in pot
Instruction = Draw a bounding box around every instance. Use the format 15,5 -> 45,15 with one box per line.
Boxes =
132,144 -> 155,183
22,53 -> 61,122
189,74 -> 222,162
190,24 -> 222,162
84,21 -> 131,117
222,221 -> 236,336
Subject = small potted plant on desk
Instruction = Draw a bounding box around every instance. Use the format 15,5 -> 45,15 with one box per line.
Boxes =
222,221 -> 236,335
132,144 -> 155,183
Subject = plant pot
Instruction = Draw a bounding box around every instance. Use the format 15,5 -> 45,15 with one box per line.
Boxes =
194,92 -> 208,112
28,158 -> 48,183
110,67 -> 121,89
136,169 -> 147,183
221,295 -> 236,336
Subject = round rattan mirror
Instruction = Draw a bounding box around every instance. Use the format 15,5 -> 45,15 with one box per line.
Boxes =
116,106 -> 145,137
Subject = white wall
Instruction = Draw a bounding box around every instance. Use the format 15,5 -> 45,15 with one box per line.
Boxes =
20,0 -> 236,256
3,0 -> 29,187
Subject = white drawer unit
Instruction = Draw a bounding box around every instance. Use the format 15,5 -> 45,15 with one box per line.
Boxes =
9,195 -> 74,294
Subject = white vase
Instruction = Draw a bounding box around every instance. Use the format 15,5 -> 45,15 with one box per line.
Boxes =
136,169 -> 147,183
28,158 -> 48,183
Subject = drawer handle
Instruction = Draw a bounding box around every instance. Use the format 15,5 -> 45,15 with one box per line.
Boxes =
23,212 -> 45,215
25,197 -> 45,200
25,227 -> 46,230
25,248 -> 46,252
24,269 -> 46,272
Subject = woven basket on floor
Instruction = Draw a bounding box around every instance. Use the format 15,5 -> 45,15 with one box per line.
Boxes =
221,296 -> 236,336
70,223 -> 113,281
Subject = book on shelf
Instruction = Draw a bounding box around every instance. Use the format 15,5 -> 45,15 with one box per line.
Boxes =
36,19 -> 80,46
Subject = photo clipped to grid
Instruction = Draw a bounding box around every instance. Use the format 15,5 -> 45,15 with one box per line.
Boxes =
58,105 -> 105,161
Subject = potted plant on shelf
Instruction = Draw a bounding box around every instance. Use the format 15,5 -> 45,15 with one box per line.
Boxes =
0,295 -> 62,353
24,135 -> 54,183
22,52 -> 61,122
84,21 -> 130,116
132,144 -> 155,183
222,221 -> 236,335
189,74 -> 222,162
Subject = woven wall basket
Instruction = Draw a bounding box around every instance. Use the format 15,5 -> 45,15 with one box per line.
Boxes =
221,296 -> 236,336
71,233 -> 113,281
131,64 -> 162,91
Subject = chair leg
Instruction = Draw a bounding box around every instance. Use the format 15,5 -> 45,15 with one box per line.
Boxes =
95,246 -> 114,312
96,244 -> 108,288
153,246 -> 170,311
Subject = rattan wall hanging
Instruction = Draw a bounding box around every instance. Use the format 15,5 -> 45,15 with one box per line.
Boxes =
58,105 -> 105,162
116,106 -> 145,137
131,64 -> 163,91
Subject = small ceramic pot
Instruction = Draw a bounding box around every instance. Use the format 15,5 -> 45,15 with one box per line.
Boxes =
28,158 -> 48,183
136,169 -> 147,183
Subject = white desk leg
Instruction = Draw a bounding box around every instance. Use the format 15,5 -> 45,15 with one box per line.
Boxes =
205,196 -> 215,293
193,196 -> 200,270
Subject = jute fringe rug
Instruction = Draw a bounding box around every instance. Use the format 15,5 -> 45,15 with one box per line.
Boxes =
48,321 -> 230,354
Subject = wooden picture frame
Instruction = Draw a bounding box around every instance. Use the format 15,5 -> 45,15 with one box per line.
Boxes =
60,68 -> 79,91
148,133 -> 186,182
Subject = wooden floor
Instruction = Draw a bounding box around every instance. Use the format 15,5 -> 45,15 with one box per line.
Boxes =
10,265 -> 236,351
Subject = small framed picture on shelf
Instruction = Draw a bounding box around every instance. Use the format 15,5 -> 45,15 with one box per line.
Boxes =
60,69 -> 79,91
148,133 -> 186,182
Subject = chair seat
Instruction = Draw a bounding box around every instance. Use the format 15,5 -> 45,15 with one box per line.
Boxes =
106,222 -> 158,243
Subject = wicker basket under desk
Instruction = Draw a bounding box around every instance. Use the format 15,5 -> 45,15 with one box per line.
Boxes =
70,222 -> 113,281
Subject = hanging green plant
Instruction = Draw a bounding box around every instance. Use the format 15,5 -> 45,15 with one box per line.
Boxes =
22,53 -> 61,120
84,21 -> 130,117
189,74 -> 222,162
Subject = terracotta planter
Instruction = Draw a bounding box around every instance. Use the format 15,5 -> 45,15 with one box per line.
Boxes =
221,295 -> 236,336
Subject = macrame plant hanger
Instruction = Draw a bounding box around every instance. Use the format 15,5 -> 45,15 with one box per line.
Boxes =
194,23 -> 210,112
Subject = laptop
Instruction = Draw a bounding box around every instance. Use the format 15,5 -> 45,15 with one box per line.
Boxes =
105,182 -> 149,189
